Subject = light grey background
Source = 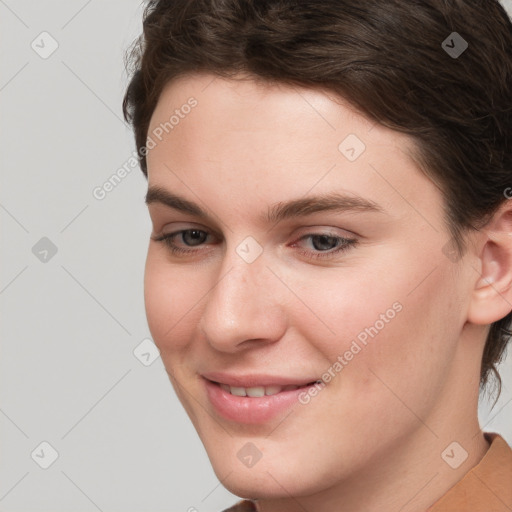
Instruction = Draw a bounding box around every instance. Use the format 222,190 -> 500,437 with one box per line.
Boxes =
1,1 -> 511,511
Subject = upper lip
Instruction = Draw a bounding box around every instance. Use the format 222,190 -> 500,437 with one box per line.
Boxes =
202,371 -> 320,388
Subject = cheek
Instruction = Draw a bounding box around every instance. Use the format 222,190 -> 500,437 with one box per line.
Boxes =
348,268 -> 459,415
143,251 -> 200,353
294,255 -> 460,399
285,262 -> 405,361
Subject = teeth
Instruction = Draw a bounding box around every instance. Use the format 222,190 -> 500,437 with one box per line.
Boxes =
218,383 -> 310,396
246,386 -> 265,397
264,385 -> 282,396
230,386 -> 247,396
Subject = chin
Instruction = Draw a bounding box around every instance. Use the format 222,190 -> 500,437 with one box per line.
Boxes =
220,472 -> 298,501
206,446 -> 324,500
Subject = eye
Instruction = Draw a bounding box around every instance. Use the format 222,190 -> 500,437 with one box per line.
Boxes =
152,229 -> 358,260
152,229 -> 212,256
291,233 -> 358,259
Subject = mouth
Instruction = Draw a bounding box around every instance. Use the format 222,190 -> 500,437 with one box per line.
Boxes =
206,378 -> 321,397
202,377 -> 323,424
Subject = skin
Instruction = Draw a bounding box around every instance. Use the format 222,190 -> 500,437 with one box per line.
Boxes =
143,72 -> 512,512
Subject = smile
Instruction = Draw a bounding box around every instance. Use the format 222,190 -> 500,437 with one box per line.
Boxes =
217,382 -> 319,397
203,377 -> 322,424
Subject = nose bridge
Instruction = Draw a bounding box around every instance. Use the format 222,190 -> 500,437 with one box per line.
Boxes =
199,238 -> 285,350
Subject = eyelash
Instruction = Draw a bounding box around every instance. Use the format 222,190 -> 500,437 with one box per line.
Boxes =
152,229 -> 358,260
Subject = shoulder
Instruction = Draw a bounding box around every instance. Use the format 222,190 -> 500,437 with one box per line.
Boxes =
221,498 -> 257,511
428,432 -> 512,511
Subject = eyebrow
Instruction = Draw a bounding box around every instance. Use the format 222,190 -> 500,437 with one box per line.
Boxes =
145,185 -> 385,224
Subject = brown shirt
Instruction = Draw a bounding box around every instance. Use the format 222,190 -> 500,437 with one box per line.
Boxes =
222,432 -> 512,512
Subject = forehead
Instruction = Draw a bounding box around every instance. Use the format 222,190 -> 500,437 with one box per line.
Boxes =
149,72 -> 376,137
146,72 -> 444,229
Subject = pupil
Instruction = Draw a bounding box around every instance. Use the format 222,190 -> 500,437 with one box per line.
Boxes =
313,235 -> 337,251
184,230 -> 206,246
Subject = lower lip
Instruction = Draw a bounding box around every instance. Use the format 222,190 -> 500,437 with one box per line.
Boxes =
203,378 -> 317,424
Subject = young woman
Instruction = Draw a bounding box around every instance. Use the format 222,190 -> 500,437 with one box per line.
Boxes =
122,1 -> 512,510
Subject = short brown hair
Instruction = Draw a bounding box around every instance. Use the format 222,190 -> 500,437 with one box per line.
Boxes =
122,0 -> 512,400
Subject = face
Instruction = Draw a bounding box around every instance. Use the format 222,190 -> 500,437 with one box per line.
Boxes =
143,72 -> 477,499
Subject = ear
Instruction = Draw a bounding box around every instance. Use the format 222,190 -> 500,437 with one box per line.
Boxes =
467,199 -> 512,325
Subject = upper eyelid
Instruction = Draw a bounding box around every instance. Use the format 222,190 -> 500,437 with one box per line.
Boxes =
149,207 -> 363,234
157,225 -> 354,236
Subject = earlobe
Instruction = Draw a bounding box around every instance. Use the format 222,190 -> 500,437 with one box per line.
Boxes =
467,202 -> 512,326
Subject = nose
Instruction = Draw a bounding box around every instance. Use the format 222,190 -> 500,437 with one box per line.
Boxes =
198,241 -> 287,353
